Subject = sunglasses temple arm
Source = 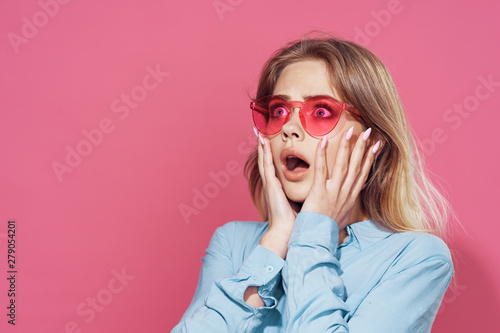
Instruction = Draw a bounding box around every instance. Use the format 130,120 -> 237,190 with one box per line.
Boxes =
251,106 -> 269,116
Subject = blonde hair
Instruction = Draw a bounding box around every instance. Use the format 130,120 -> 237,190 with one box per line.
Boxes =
244,33 -> 456,238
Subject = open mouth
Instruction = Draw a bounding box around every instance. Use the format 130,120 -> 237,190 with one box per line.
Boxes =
280,148 -> 310,181
286,156 -> 310,172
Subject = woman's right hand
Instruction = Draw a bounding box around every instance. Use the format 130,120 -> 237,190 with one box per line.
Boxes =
256,132 -> 297,258
244,132 -> 296,307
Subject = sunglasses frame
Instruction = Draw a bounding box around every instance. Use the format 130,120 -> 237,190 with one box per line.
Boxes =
250,95 -> 363,138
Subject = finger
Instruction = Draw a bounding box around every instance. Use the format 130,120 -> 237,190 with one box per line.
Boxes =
257,133 -> 266,188
312,136 -> 329,187
261,136 -> 280,189
342,127 -> 371,191
352,140 -> 382,194
329,126 -> 354,193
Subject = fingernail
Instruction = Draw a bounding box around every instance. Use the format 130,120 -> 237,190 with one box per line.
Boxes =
372,140 -> 381,153
321,136 -> 327,148
258,133 -> 265,146
362,183 -> 367,190
345,126 -> 354,140
362,128 -> 372,141
253,127 -> 259,138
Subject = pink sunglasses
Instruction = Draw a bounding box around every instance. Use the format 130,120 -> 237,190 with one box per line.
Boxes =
251,95 -> 362,137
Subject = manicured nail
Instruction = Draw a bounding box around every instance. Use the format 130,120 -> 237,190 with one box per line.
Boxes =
345,126 -> 354,140
372,140 -> 381,153
321,136 -> 327,148
258,133 -> 265,146
362,128 -> 372,141
362,182 -> 367,190
253,127 -> 259,138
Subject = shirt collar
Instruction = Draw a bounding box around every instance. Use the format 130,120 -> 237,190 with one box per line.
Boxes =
342,219 -> 393,251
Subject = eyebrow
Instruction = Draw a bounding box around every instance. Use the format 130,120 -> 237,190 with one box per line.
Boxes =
274,94 -> 334,100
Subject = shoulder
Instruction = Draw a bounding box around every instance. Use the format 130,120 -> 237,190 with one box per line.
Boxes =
210,220 -> 269,249
391,231 -> 452,264
214,220 -> 268,238
207,220 -> 269,272
379,231 -> 454,280
352,220 -> 452,265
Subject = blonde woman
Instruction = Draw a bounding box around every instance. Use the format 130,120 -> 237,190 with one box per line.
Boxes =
172,34 -> 454,332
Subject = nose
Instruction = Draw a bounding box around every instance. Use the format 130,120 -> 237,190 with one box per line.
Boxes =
281,106 -> 305,141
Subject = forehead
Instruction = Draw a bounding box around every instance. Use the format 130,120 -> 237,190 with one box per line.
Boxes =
272,59 -> 338,100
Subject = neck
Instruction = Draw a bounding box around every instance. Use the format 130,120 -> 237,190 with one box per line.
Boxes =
291,196 -> 368,224
291,196 -> 368,245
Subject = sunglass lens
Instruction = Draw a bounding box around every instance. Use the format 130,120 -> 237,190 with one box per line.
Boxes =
303,99 -> 342,136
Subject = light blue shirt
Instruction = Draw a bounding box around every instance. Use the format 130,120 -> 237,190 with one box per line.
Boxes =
172,212 -> 453,332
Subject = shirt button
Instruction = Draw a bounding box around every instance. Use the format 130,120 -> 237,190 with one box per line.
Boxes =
266,265 -> 274,273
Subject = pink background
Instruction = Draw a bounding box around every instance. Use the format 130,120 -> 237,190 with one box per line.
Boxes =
1,0 -> 499,331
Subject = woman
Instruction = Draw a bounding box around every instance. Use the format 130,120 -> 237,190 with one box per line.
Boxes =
172,35 -> 454,332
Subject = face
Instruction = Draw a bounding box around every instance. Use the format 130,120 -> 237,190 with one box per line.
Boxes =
267,59 -> 366,203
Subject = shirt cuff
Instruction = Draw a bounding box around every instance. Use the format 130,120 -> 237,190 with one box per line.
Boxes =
289,211 -> 340,249
238,244 -> 285,308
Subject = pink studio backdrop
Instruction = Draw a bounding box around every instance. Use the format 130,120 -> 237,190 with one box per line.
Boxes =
1,0 -> 499,331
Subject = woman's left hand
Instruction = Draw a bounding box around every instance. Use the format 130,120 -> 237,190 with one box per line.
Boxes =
301,126 -> 381,231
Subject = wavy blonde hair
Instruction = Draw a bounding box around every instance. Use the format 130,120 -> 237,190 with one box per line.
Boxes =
244,33 -> 456,237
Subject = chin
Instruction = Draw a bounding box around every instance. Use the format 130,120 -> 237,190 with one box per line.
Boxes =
282,182 -> 311,203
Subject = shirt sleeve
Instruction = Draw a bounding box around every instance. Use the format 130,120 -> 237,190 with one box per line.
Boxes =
171,222 -> 286,333
281,211 -> 454,333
